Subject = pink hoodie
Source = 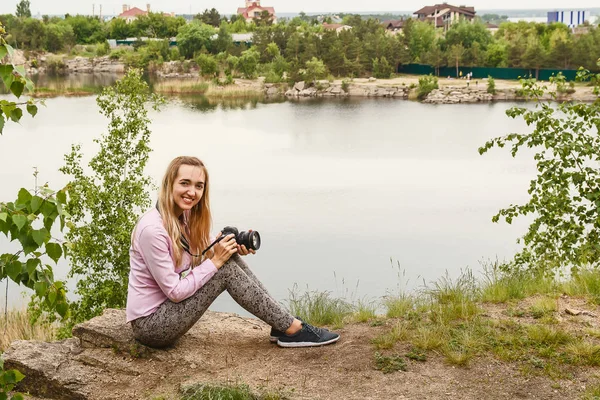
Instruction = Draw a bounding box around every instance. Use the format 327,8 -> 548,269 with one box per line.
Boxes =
126,208 -> 217,322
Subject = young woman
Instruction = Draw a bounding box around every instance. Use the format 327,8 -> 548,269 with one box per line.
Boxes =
126,156 -> 340,348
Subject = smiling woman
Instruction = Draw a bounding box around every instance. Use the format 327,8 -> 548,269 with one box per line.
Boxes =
125,156 -> 341,349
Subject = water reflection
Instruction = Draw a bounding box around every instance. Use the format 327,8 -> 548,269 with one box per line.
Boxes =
173,94 -> 286,113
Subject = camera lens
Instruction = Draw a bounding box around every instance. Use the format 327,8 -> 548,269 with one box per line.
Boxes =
239,230 -> 261,250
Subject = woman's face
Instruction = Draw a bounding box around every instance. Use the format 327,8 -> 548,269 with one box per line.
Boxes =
172,164 -> 205,217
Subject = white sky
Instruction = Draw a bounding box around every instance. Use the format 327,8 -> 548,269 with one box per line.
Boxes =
0,0 -> 598,16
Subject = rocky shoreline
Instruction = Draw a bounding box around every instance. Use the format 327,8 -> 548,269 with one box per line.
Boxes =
19,54 -> 598,103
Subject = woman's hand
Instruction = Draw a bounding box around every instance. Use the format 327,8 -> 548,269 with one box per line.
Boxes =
210,234 -> 237,269
237,244 -> 256,256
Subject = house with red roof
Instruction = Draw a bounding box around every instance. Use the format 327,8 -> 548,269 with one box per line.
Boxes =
118,4 -> 174,23
237,1 -> 277,24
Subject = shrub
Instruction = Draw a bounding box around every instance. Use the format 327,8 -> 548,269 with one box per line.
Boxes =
417,74 -> 438,100
341,79 -> 350,93
195,53 -> 218,77
487,75 -> 496,94
46,57 -> 67,75
373,56 -> 393,79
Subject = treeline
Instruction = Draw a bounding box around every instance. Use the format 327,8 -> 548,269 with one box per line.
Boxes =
1,9 -> 600,80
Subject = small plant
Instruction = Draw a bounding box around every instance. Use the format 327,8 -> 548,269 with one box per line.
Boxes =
181,383 -> 283,400
0,359 -> 25,400
374,352 -> 407,373
341,79 -> 350,93
416,74 -> 438,100
384,294 -> 414,318
529,296 -> 557,319
487,75 -> 496,94
356,300 -> 377,322
405,347 -> 427,361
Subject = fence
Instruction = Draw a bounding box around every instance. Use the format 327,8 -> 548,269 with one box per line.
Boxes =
397,63 -> 581,81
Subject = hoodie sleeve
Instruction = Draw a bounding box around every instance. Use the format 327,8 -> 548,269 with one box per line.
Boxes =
138,224 -> 218,303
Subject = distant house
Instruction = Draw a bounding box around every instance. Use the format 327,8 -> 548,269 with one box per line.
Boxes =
485,22 -> 499,34
413,3 -> 476,29
118,4 -> 174,23
237,0 -> 277,24
382,19 -> 406,34
322,23 -> 352,33
118,5 -> 148,23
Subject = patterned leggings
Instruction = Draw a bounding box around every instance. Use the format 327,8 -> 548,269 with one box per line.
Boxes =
130,254 -> 294,348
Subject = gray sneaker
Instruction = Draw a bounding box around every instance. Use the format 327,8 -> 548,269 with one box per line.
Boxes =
277,322 -> 340,348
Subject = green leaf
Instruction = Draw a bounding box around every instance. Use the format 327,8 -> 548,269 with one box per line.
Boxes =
56,190 -> 67,205
30,196 -> 43,213
56,301 -> 68,317
0,64 -> 14,89
11,214 -> 27,231
10,107 -> 23,123
0,45 -> 7,61
26,258 -> 40,274
0,391 -> 7,400
5,44 -> 15,58
17,188 -> 32,205
27,104 -> 38,117
0,112 -> 4,134
5,260 -> 22,281
0,212 -> 7,222
46,242 -> 62,264
10,80 -> 24,98
34,281 -> 48,297
31,228 -> 50,246
47,289 -> 57,305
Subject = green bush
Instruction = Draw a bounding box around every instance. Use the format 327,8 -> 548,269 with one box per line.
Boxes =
46,57 -> 67,75
341,79 -> 350,92
373,56 -> 393,79
196,53 -> 218,77
417,74 -> 438,100
487,75 -> 496,94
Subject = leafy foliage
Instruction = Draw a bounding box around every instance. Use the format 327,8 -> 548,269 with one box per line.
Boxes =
416,74 -> 438,100
487,75 -> 496,94
479,61 -> 600,274
0,22 -> 37,135
60,68 -> 162,326
1,21 -> 70,399
0,358 -> 25,400
15,0 -> 31,19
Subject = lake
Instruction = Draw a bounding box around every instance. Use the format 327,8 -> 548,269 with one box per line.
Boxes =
0,93 -> 536,314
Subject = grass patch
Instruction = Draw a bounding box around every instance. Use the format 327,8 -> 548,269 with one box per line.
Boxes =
374,352 -> 407,373
480,262 -> 556,303
0,308 -> 56,351
287,286 -> 353,328
352,299 -> 378,323
383,294 -> 414,319
31,86 -> 100,98
561,268 -> 600,304
529,296 -> 558,319
153,80 -> 209,94
181,383 -> 286,400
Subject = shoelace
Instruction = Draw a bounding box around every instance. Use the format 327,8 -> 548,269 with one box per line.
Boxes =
304,323 -> 322,338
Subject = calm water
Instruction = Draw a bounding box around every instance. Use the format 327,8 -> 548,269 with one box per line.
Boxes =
0,94 -> 536,314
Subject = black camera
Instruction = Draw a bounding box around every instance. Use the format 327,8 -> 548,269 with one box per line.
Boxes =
221,226 -> 261,251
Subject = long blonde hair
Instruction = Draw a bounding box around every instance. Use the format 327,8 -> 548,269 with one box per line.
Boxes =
158,156 -> 212,267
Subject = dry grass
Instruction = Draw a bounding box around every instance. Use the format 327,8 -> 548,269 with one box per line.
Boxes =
0,308 -> 56,351
153,79 -> 264,99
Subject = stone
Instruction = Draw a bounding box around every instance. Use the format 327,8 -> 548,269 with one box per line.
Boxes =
3,338 -> 91,400
266,86 -> 280,96
293,81 -> 305,91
